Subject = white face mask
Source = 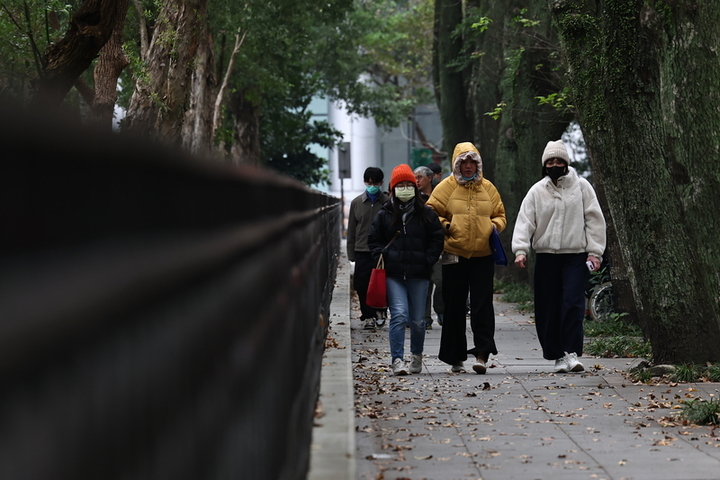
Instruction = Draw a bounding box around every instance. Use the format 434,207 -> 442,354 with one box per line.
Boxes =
394,185 -> 416,202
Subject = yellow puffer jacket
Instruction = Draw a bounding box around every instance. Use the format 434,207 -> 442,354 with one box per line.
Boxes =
426,142 -> 506,259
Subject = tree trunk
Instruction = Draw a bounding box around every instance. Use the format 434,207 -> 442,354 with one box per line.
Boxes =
124,0 -> 216,156
585,142 -> 639,325
434,0 -> 473,150
552,0 -> 720,363
88,1 -> 130,127
467,1 -> 571,283
31,0 -> 128,111
227,91 -> 261,166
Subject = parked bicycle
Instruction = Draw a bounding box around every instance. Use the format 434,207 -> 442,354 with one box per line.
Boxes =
586,265 -> 614,322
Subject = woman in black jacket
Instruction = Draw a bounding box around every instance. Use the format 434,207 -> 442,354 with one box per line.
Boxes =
369,164 -> 444,375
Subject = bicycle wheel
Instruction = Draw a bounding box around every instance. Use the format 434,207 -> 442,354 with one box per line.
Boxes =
589,282 -> 614,322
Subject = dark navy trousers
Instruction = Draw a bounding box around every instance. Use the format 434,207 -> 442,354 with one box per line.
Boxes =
534,253 -> 588,360
439,255 -> 497,365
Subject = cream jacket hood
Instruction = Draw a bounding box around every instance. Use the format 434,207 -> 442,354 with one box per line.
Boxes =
426,142 -> 506,259
511,167 -> 606,259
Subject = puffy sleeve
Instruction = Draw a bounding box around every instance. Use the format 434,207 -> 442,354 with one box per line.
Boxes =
346,198 -> 358,261
424,207 -> 445,265
512,188 -> 537,257
426,178 -> 454,232
484,180 -> 507,233
368,209 -> 388,263
580,179 -> 607,260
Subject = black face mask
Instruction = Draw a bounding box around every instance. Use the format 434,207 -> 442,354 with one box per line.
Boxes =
547,166 -> 567,180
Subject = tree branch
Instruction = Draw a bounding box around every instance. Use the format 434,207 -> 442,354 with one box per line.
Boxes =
212,29 -> 247,140
131,0 -> 149,58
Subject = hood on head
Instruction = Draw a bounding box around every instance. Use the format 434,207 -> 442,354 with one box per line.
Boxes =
452,142 -> 483,182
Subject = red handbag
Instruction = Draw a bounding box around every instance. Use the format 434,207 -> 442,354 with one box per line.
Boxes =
366,232 -> 399,309
366,255 -> 387,308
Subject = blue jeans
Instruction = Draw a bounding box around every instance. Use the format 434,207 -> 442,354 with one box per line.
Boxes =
386,276 -> 429,362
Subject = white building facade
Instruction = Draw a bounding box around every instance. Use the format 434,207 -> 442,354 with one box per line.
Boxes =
309,97 -> 444,230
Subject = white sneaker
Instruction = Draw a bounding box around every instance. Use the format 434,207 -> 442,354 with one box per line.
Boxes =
451,362 -> 466,373
392,358 -> 409,376
554,356 -> 569,373
409,354 -> 423,373
472,357 -> 487,374
566,352 -> 585,372
375,311 -> 387,327
363,318 -> 376,330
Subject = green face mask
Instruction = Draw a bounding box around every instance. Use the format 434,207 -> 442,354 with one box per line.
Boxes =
366,185 -> 380,195
394,186 -> 416,202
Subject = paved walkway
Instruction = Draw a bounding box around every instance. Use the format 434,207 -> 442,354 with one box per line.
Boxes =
310,244 -> 720,480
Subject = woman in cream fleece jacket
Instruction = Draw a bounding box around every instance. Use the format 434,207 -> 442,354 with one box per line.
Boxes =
512,140 -> 606,374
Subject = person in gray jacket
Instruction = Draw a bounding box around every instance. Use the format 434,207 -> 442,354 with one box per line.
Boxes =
512,140 -> 606,374
348,167 -> 389,330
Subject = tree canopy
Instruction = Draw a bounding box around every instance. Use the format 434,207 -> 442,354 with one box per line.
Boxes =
0,0 -> 434,185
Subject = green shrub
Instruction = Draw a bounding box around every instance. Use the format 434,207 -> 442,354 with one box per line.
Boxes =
630,369 -> 655,384
680,398 -> 720,426
671,364 -> 702,383
494,280 -> 534,312
706,364 -> 720,382
584,312 -> 641,337
585,336 -> 652,359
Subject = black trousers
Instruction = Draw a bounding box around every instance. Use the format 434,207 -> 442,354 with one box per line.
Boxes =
353,251 -> 382,319
534,253 -> 588,360
439,255 -> 497,365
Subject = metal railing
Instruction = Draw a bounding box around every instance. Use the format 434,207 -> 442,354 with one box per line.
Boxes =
0,109 -> 341,480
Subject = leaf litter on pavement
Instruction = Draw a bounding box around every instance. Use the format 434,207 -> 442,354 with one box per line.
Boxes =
349,290 -> 720,480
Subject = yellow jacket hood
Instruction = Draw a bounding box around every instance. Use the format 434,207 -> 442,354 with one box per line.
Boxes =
452,142 -> 483,184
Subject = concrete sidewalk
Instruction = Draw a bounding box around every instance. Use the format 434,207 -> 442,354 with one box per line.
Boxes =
311,245 -> 720,480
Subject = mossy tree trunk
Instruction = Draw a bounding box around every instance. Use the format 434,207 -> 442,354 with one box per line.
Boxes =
551,0 -> 720,363
462,1 -> 571,282
31,0 -> 129,111
125,0 -> 216,156
434,0 -> 473,151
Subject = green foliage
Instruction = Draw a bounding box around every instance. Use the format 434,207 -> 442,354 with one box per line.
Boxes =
535,90 -> 574,111
668,364 -> 720,383
671,364 -> 702,383
680,398 -> 720,426
261,107 -> 341,186
471,16 -> 492,33
0,0 -> 76,100
494,280 -> 534,312
584,336 -> 652,359
485,102 -> 506,120
513,8 -> 540,28
585,311 -> 651,358
584,312 -> 640,337
630,369 -> 655,384
708,364 -> 720,382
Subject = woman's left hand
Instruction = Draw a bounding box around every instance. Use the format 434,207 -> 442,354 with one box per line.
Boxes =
587,256 -> 601,271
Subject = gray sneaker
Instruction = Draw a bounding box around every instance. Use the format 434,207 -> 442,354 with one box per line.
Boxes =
363,318 -> 376,330
472,357 -> 487,374
409,354 -> 423,373
392,358 -> 409,376
554,356 -> 569,373
375,311 -> 387,327
451,362 -> 466,373
566,352 -> 585,372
